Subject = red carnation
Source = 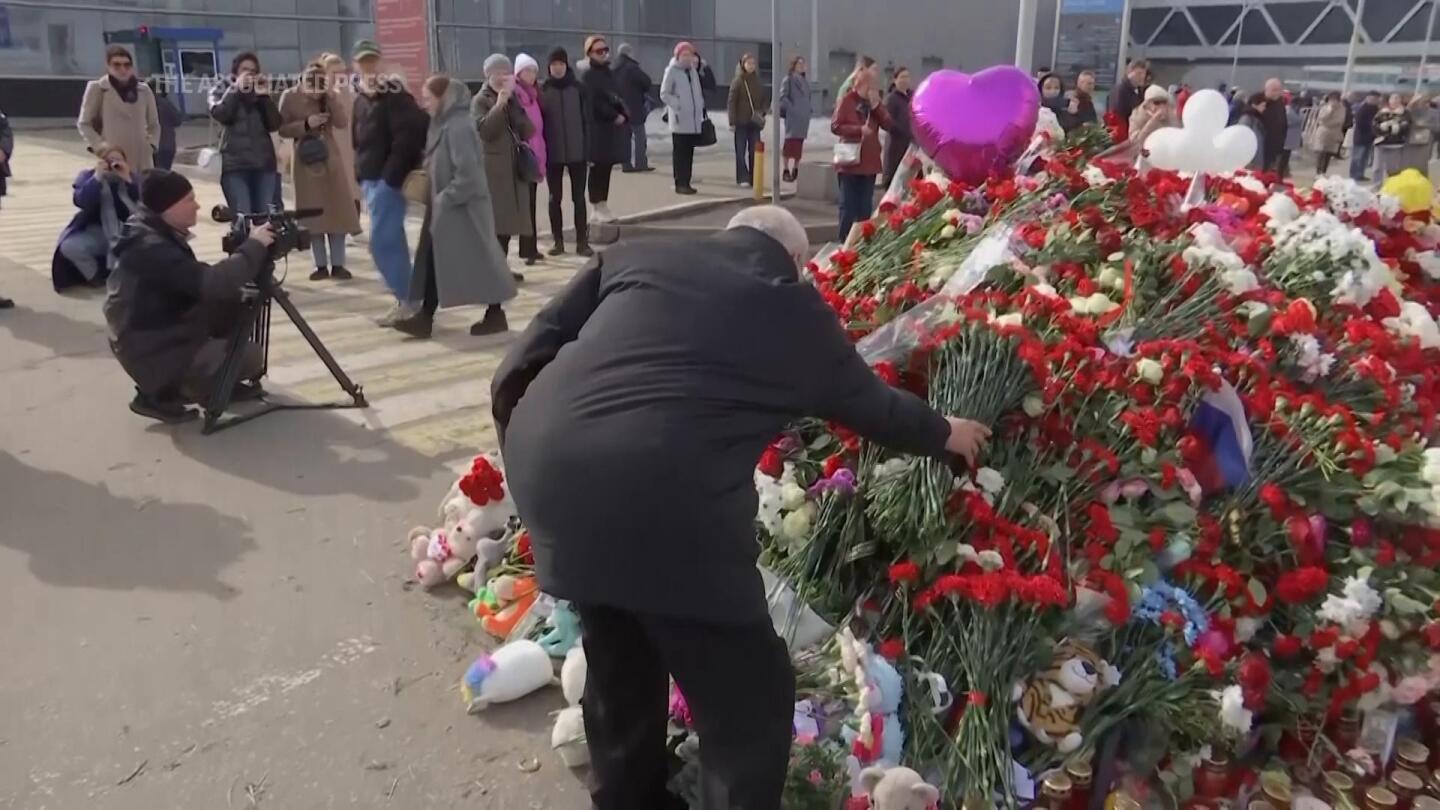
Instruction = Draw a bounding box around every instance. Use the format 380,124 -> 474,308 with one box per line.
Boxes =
1275,566 -> 1329,605
888,561 -> 922,586
1273,635 -> 1302,658
822,454 -> 846,479
873,361 -> 900,386
757,446 -> 784,477
877,638 -> 906,661
1310,626 -> 1340,649
860,220 -> 877,241
1422,621 -> 1440,650
969,574 -> 1010,608
1259,483 -> 1290,517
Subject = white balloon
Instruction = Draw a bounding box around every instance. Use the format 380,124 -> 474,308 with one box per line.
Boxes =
1182,89 -> 1229,138
1210,125 -> 1258,173
1143,127 -> 1186,170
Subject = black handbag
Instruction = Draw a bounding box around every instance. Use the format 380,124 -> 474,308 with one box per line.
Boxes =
697,116 -> 717,147
509,115 -> 543,184
296,96 -> 330,166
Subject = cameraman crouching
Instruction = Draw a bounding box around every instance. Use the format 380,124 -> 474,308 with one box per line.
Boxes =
105,169 -> 277,423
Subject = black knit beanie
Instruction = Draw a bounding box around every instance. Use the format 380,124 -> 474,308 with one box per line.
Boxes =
547,47 -> 570,67
140,169 -> 194,214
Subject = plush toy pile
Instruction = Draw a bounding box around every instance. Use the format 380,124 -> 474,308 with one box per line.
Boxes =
739,98 -> 1440,806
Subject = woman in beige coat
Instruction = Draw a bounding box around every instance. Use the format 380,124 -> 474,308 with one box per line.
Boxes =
1310,91 -> 1347,175
278,63 -> 362,280
78,45 -> 160,172
320,52 -> 361,206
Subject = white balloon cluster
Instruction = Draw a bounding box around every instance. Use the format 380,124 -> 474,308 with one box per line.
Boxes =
1143,89 -> 1257,175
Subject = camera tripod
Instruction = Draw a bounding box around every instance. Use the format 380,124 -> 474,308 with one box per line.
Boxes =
202,266 -> 367,434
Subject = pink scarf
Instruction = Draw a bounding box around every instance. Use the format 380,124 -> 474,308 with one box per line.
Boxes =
516,82 -> 547,171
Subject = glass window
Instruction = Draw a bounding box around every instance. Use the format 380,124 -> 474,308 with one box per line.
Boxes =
1189,5 -> 1240,44
1270,1 -> 1328,43
490,0 -> 554,27
1305,5 -> 1359,44
435,26 -> 489,77
620,0 -> 691,35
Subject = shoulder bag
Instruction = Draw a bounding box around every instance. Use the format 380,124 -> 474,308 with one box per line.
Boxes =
402,169 -> 429,204
296,96 -> 330,166
742,79 -> 766,128
507,106 -> 543,184
833,104 -> 866,167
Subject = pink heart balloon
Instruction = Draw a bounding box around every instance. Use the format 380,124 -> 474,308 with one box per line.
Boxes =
911,66 -> 1041,184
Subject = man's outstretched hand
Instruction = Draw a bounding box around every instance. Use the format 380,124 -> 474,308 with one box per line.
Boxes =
945,417 -> 991,466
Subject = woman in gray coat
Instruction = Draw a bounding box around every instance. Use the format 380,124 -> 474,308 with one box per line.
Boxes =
472,54 -> 536,262
394,75 -> 516,339
778,56 -> 812,183
660,41 -> 707,195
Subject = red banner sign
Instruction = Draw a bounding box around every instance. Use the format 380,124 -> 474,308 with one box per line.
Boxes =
374,0 -> 430,94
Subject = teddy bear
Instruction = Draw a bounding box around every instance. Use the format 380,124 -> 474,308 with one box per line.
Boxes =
461,639 -> 554,712
409,518 -> 481,588
551,645 -> 588,767
837,628 -> 905,766
538,600 -> 581,657
1012,638 -> 1122,753
858,766 -> 941,810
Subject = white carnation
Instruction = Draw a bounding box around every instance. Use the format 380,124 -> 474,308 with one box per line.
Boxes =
1383,301 -> 1440,349
1260,193 -> 1300,227
1214,685 -> 1254,735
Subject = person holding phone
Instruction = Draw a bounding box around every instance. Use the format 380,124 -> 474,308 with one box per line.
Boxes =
279,61 -> 362,280
52,145 -> 140,291
471,54 -> 535,275
578,35 -> 628,223
831,58 -> 890,242
208,51 -> 281,215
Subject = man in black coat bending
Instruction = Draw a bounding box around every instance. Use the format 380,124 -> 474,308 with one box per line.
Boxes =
491,206 -> 989,810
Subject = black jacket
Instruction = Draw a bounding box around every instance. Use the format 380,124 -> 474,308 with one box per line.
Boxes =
353,87 -> 429,188
883,89 -> 913,180
541,71 -> 589,166
1354,101 -> 1379,145
579,62 -> 630,165
208,83 -> 281,172
1261,97 -> 1288,159
1073,92 -> 1099,128
612,54 -> 653,122
1108,77 -> 1144,127
104,210 -> 268,395
491,228 -> 950,624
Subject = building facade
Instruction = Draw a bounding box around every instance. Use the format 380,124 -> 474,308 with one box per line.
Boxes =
0,0 -> 1062,117
1126,0 -> 1440,93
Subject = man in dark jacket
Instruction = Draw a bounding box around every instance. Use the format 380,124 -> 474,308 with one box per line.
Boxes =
105,169 -> 275,422
351,39 -> 429,317
1351,90 -> 1382,181
1108,58 -> 1148,140
0,105 -> 13,310
1073,70 -> 1100,128
613,44 -> 655,173
491,205 -> 989,810
1260,77 -> 1288,173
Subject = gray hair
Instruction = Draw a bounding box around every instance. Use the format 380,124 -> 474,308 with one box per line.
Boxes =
617,43 -> 634,58
727,205 -> 809,262
483,53 -> 512,78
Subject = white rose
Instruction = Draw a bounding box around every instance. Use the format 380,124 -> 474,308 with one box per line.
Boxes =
975,467 -> 1006,495
781,504 -> 815,540
943,208 -> 962,226
940,224 -> 958,240
977,549 -> 1005,572
1023,394 -> 1045,417
1135,357 -> 1164,385
780,482 -> 808,511
1097,264 -> 1124,290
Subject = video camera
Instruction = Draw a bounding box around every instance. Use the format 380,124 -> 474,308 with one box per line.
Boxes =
213,205 -> 318,262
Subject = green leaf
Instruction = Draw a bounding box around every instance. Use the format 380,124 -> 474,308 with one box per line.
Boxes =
1248,578 -> 1268,608
1357,496 -> 1381,516
1387,590 -> 1430,615
1160,501 -> 1198,526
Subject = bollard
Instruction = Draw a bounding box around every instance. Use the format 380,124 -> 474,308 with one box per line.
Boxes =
753,139 -> 766,200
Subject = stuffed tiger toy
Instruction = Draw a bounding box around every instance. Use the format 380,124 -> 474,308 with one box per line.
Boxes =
1012,639 -> 1121,753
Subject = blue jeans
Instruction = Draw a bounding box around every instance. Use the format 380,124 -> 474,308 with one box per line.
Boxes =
1350,143 -> 1375,181
837,172 -> 875,242
362,179 -> 412,298
734,123 -> 760,184
625,120 -> 649,170
220,169 -> 278,215
310,232 -> 348,269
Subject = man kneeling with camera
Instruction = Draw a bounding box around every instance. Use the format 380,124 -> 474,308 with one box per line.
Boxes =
105,169 -> 277,423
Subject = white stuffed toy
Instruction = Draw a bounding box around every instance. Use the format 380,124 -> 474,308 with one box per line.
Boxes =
461,639 -> 554,712
551,645 -> 589,767
409,454 -> 517,587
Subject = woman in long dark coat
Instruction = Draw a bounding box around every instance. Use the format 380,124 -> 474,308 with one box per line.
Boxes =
881,67 -> 914,189
393,75 -> 516,339
579,34 -> 629,223
471,54 -> 535,262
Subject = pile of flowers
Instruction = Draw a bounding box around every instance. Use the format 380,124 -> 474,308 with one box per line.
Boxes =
751,126 -> 1440,805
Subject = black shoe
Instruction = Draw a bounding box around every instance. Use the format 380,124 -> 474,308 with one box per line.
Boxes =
469,307 -> 509,336
511,271 -> 526,283
525,256 -> 538,266
621,167 -> 642,173
639,166 -> 656,173
391,313 -> 434,339
330,266 -> 353,280
0,296 -> 13,310
676,185 -> 698,195
129,391 -> 197,424
547,243 -> 566,256
576,243 -> 594,257
309,267 -> 330,281
233,380 -> 266,402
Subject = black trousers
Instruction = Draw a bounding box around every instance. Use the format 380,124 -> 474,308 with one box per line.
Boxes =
547,162 -> 588,245
672,133 -> 699,188
519,181 -> 539,259
589,162 -> 614,204
576,603 -> 795,810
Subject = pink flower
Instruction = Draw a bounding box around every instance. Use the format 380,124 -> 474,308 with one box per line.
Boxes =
808,769 -> 825,786
1177,467 -> 1203,505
